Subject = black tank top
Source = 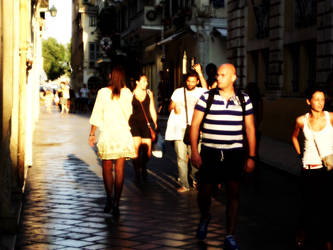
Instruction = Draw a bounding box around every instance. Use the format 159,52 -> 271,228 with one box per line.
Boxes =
130,92 -> 153,124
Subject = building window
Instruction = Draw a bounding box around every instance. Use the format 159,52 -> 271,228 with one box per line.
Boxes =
295,0 -> 316,28
89,42 -> 98,68
305,42 -> 316,88
89,16 -> 97,27
212,0 -> 224,8
250,0 -> 270,39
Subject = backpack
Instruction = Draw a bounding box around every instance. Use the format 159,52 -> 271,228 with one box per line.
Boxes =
200,88 -> 246,144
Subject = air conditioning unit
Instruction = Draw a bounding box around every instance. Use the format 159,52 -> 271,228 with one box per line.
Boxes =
144,6 -> 161,26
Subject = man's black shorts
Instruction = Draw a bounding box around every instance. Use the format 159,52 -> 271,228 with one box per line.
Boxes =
197,145 -> 245,184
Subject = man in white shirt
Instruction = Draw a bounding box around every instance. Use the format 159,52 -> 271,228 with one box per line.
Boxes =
165,70 -> 207,192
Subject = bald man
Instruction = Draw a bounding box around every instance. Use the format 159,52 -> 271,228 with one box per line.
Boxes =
190,63 -> 256,248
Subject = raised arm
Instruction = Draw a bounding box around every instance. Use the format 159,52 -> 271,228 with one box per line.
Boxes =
193,64 -> 208,89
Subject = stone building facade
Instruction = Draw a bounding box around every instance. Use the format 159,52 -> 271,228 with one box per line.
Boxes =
88,0 -> 228,106
71,0 -> 100,91
227,0 -> 333,141
0,0 -> 47,233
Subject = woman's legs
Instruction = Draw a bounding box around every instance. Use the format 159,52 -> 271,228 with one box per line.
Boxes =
102,160 -> 114,198
140,139 -> 152,179
132,137 -> 151,181
102,158 -> 126,213
102,160 -> 114,212
113,158 -> 126,207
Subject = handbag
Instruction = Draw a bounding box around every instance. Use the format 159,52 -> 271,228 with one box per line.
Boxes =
139,96 -> 157,143
183,88 -> 191,145
322,154 -> 333,171
183,124 -> 191,145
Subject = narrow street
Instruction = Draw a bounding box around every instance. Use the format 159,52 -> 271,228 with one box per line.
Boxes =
15,106 -> 302,250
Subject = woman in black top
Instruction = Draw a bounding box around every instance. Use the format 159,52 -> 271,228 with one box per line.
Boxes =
129,74 -> 157,182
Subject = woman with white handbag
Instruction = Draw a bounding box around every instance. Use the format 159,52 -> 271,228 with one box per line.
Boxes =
291,86 -> 333,249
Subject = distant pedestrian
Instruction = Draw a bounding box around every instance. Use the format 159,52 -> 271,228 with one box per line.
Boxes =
73,90 -> 81,113
44,90 -> 54,113
88,66 -> 135,215
80,83 -> 89,113
69,88 -> 76,113
165,70 -> 207,193
53,89 -> 59,108
129,74 -> 158,182
59,82 -> 70,115
291,86 -> 333,249
190,63 -> 256,248
193,63 -> 217,89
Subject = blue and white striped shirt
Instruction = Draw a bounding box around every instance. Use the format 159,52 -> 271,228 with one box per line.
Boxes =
195,88 -> 254,150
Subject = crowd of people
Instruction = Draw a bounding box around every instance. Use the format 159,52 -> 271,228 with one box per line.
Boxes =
40,61 -> 332,249
87,62 -> 259,250
40,81 -> 98,115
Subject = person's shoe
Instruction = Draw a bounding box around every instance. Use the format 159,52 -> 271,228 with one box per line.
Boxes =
104,197 -> 113,213
196,215 -> 211,240
224,235 -> 240,250
177,186 -> 190,193
192,180 -> 198,189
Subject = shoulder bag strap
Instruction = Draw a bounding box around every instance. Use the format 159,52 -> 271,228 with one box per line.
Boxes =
236,88 -> 246,118
200,89 -> 215,131
138,93 -> 152,129
308,119 -> 322,160
184,87 -> 189,125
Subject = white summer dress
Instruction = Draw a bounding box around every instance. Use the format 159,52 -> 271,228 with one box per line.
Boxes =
89,87 -> 136,159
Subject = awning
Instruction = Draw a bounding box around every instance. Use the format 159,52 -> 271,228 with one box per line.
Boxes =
145,43 -> 157,52
144,29 -> 189,52
141,25 -> 163,31
157,30 -> 188,46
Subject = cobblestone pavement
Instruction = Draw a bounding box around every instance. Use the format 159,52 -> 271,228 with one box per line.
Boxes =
15,107 -> 303,250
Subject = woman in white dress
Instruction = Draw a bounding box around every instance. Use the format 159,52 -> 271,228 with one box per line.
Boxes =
291,86 -> 333,249
88,66 -> 135,215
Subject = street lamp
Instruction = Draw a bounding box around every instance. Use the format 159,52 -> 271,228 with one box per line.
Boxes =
49,5 -> 57,17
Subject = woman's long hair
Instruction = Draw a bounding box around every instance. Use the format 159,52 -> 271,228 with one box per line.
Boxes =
108,66 -> 126,99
